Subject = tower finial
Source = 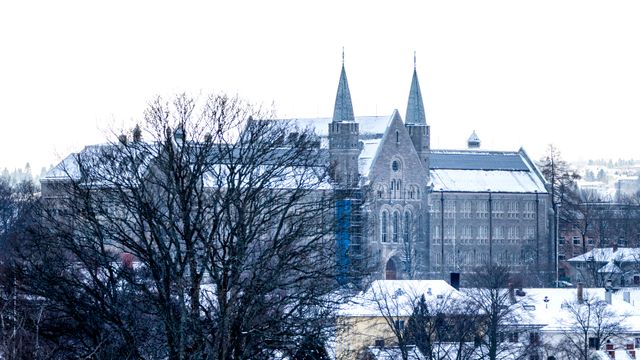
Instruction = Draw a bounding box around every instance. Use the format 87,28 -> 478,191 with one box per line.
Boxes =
342,47 -> 345,65
414,51 -> 416,70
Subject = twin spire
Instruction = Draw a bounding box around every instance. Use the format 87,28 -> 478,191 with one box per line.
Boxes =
331,51 -> 427,125
332,62 -> 355,122
405,62 -> 427,125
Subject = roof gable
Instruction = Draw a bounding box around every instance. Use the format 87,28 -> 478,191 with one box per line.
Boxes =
366,110 -> 427,183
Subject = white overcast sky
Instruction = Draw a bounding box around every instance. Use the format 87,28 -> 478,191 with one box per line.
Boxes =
1,0 -> 639,172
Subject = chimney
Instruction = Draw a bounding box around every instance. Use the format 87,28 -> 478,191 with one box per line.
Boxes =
613,243 -> 618,252
577,282 -> 584,304
450,272 -> 460,290
508,283 -> 516,304
605,290 -> 612,305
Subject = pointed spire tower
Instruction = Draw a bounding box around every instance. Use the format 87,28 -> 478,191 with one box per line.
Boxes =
404,52 -> 431,171
333,54 -> 355,122
329,49 -> 360,188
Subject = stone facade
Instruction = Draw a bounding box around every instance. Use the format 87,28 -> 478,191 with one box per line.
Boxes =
320,63 -> 553,284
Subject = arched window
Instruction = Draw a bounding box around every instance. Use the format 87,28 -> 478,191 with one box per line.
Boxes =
381,211 -> 388,243
392,212 -> 400,242
403,211 -> 411,243
390,179 -> 395,190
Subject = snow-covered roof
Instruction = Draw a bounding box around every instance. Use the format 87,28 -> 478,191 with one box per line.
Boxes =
430,169 -> 547,193
568,247 -> 640,263
358,139 -> 382,178
41,144 -> 115,181
598,261 -> 623,274
338,280 -> 458,317
429,149 -> 548,193
513,288 -> 640,332
203,165 -> 331,190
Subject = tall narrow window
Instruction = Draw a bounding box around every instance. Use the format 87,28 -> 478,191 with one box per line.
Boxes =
381,211 -> 388,242
392,212 -> 399,242
403,211 -> 411,243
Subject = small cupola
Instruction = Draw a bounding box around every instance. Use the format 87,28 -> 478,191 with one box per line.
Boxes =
467,130 -> 480,149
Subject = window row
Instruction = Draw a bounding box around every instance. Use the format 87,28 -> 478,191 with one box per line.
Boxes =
432,249 -> 534,266
430,200 -> 542,219
432,225 -> 536,240
377,183 -> 421,200
381,210 -> 413,243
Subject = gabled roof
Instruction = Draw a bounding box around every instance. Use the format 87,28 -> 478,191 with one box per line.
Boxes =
41,143 -> 154,184
338,279 -> 458,317
568,247 -> 640,263
332,65 -> 355,122
598,261 -> 623,274
519,287 -> 640,332
405,69 -> 427,125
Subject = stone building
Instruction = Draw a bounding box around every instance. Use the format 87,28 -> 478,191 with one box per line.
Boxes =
294,60 -> 553,283
41,59 -> 554,284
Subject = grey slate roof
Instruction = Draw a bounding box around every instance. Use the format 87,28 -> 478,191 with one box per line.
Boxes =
405,69 -> 427,125
332,65 -> 355,122
430,150 -> 530,171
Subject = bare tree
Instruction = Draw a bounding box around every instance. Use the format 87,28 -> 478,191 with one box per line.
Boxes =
465,263 -> 533,360
0,176 -> 43,360
555,292 -> 628,360
367,283 -> 416,360
405,293 -> 481,360
538,144 -> 580,216
360,281 -> 481,360
12,94 -> 344,360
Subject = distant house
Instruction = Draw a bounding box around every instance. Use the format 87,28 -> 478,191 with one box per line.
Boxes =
567,246 -> 640,287
336,280 -> 640,360
521,286 -> 640,359
335,280 -> 460,360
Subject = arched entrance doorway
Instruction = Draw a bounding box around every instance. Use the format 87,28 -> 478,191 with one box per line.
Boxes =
385,258 -> 397,280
